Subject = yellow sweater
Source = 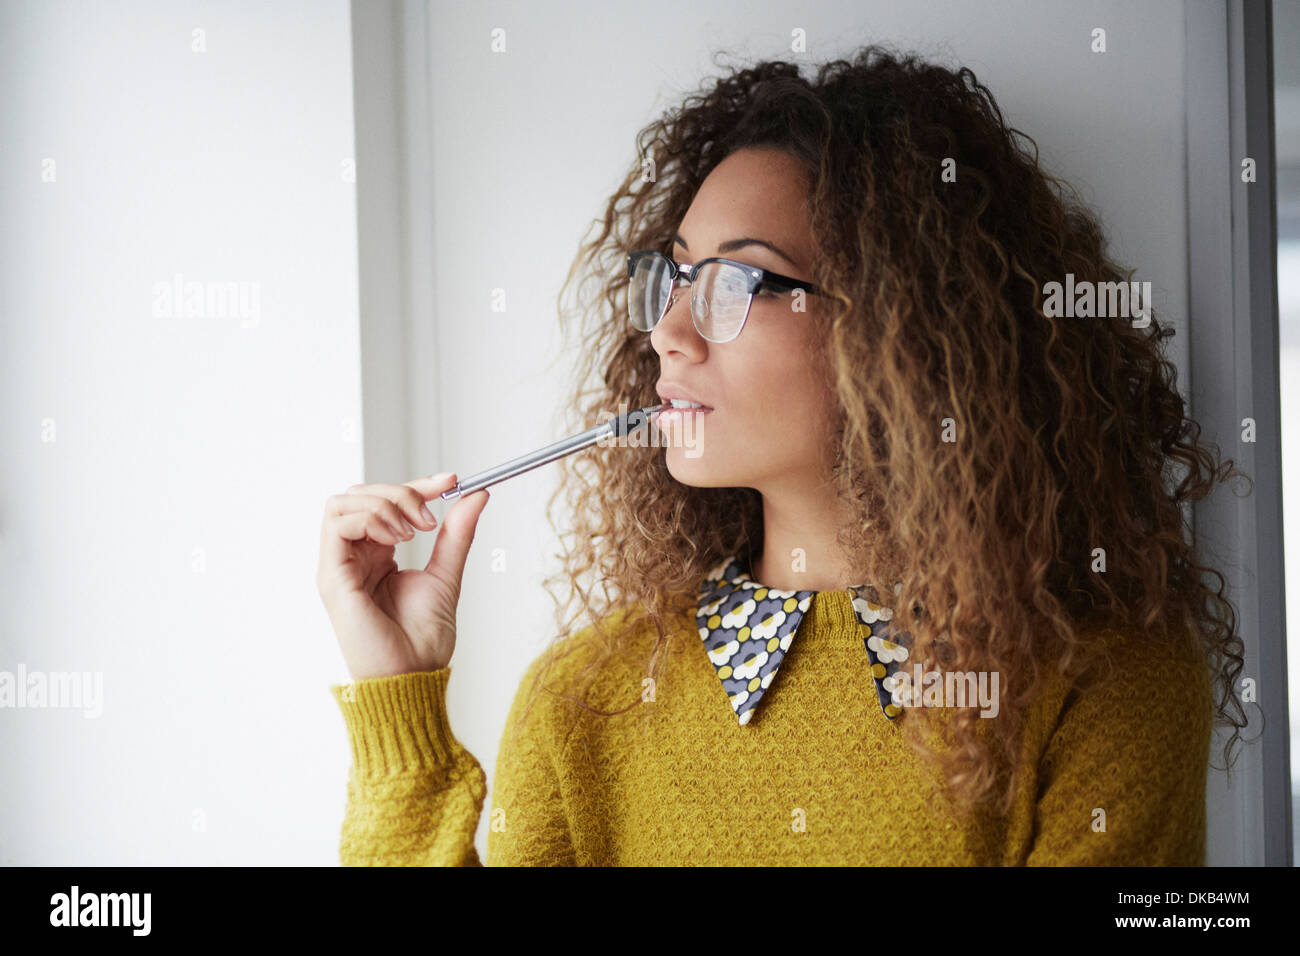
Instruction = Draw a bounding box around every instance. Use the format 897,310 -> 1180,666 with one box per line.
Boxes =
328,587 -> 1214,865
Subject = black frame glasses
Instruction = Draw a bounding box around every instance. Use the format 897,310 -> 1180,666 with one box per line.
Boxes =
626,249 -> 823,343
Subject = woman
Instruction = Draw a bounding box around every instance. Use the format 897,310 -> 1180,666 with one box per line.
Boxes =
317,45 -> 1248,865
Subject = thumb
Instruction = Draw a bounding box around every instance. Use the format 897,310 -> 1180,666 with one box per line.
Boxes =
424,487 -> 490,577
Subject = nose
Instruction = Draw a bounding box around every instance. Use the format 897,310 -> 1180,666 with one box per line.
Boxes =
650,280 -> 705,358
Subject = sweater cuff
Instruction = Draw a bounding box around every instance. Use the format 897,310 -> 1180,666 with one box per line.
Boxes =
329,668 -> 469,776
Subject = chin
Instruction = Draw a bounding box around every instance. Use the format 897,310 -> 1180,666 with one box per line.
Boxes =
664,444 -> 721,484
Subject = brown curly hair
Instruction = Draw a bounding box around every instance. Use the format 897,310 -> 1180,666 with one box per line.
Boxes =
511,42 -> 1250,816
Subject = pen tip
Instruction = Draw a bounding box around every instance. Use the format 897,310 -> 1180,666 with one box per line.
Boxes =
610,405 -> 665,437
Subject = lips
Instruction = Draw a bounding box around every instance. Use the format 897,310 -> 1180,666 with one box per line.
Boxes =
658,405 -> 711,422
655,382 -> 714,409
656,403 -> 712,428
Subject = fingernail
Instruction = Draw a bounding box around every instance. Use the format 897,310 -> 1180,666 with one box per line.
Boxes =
419,504 -> 435,524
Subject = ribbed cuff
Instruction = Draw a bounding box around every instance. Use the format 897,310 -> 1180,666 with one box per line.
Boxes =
329,668 -> 468,776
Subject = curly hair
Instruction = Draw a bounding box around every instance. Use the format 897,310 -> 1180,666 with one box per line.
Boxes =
509,42 -> 1250,816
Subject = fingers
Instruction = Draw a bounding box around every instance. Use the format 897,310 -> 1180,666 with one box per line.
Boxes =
397,473 -> 462,515
320,473 -> 461,575
344,475 -> 457,530
346,492 -> 421,532
424,487 -> 490,578
319,506 -> 404,590
331,509 -> 407,545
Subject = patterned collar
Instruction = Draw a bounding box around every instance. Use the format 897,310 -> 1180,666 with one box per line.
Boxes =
696,553 -> 913,726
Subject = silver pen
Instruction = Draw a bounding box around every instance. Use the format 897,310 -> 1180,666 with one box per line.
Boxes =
440,403 -> 668,501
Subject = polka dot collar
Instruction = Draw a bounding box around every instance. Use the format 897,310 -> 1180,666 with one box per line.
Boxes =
696,553 -> 914,726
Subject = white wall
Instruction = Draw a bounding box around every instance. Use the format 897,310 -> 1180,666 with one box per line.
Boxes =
0,0 -> 362,863
393,0 -> 1200,862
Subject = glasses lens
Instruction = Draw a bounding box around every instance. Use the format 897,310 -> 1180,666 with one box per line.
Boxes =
629,253 -> 674,331
692,261 -> 752,342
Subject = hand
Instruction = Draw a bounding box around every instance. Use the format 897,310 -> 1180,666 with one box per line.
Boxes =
317,473 -> 490,681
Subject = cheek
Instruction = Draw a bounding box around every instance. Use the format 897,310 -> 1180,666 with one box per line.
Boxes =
733,315 -> 829,414
739,354 -> 835,447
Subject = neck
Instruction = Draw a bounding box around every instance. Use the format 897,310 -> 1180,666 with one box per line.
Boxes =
748,469 -> 863,592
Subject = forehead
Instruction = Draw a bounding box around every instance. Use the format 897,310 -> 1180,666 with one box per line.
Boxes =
677,147 -> 813,264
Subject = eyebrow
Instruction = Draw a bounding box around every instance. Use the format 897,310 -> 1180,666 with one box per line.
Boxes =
673,232 -> 800,270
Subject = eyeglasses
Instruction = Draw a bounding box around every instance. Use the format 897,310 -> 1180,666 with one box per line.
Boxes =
626,249 -> 823,343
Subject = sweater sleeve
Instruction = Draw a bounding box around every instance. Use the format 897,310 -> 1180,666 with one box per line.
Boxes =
329,660 -> 577,866
1024,628 -> 1215,865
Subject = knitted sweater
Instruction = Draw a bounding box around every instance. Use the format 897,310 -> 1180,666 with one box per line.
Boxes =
328,587 -> 1214,866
